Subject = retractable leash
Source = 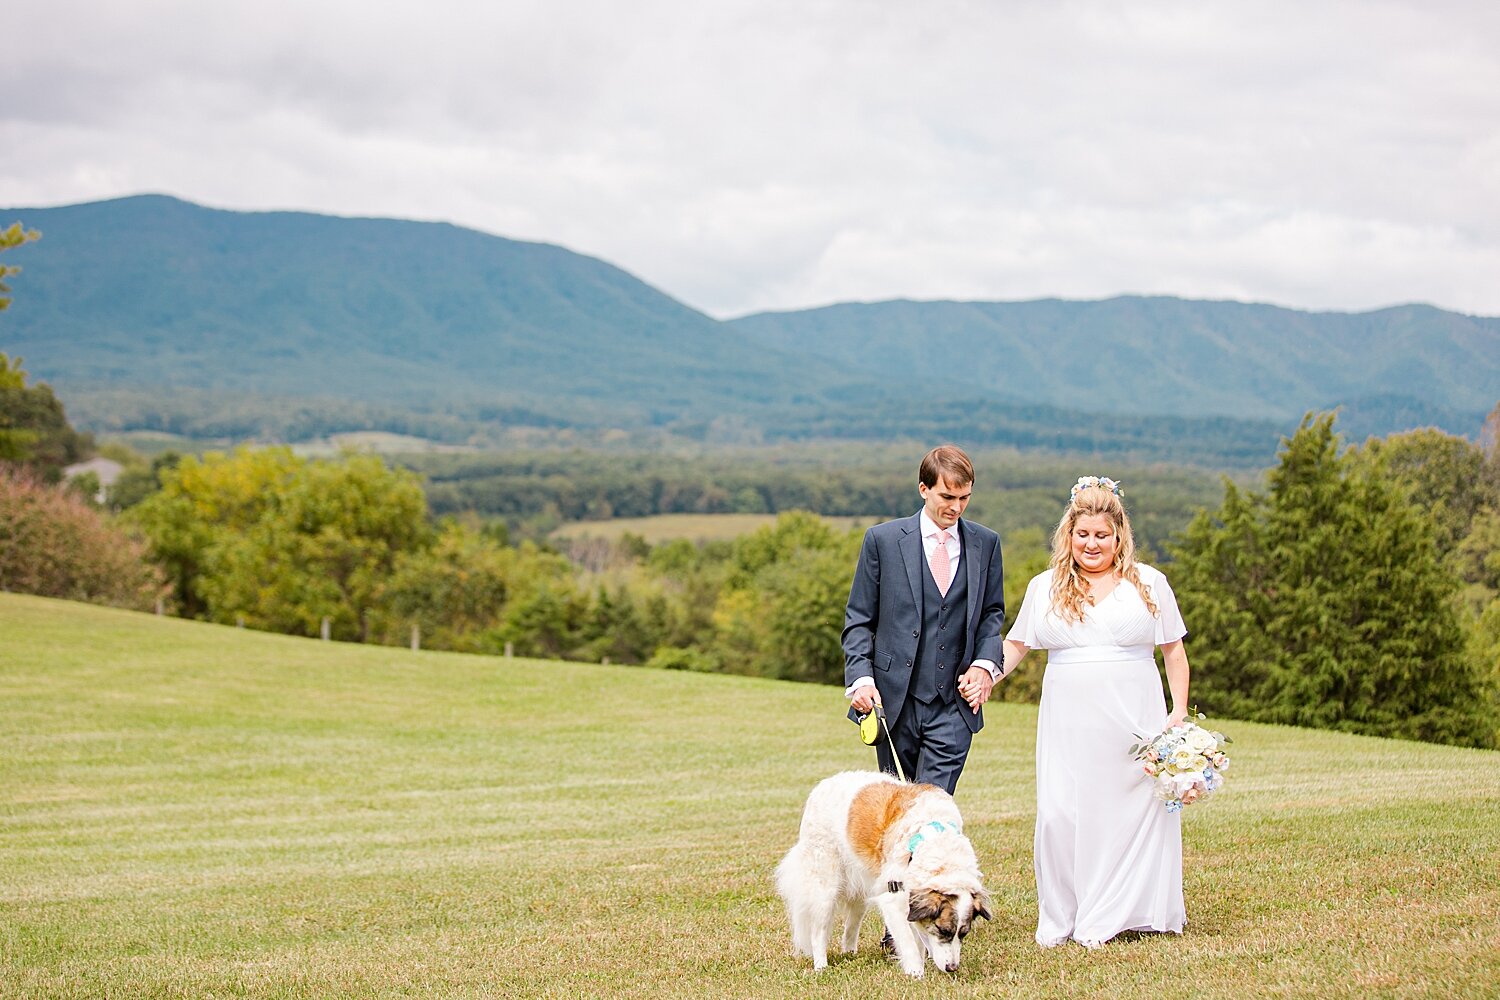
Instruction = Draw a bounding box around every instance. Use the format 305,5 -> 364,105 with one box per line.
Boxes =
858,699 -> 908,783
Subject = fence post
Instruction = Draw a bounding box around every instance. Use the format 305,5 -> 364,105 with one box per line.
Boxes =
236,614 -> 245,628
504,641 -> 514,657
155,598 -> 164,616
321,617 -> 331,641
411,624 -> 420,651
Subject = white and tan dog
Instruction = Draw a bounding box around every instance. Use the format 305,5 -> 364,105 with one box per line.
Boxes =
775,771 -> 992,977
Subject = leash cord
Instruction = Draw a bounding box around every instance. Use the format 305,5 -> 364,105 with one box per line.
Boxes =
875,702 -> 908,783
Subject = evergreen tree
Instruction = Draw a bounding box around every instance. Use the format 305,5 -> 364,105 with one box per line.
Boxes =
494,561 -> 587,659
0,354 -> 93,478
1161,482 -> 1270,717
1170,413 -> 1490,747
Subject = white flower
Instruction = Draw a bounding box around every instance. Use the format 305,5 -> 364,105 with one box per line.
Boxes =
1186,727 -> 1216,753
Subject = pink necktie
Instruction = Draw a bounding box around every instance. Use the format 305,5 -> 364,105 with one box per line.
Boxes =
930,528 -> 951,596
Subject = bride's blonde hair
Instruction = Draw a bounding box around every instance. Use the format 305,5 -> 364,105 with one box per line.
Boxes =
1048,481 -> 1158,623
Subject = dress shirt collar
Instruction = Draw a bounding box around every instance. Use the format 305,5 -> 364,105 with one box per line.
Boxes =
918,509 -> 961,547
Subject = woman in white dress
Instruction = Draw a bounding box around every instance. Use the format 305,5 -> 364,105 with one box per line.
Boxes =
989,476 -> 1192,949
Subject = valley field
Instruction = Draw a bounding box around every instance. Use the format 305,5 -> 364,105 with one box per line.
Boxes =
551,512 -> 878,544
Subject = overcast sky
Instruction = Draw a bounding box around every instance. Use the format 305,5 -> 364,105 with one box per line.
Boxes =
4,0 -> 1498,319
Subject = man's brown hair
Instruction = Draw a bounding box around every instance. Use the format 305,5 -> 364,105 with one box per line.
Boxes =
918,445 -> 974,488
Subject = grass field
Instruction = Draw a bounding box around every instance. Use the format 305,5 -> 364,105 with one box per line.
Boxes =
550,512 -> 878,544
2,593 -> 1497,999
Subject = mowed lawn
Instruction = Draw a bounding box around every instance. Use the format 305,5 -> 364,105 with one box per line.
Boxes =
2,594 -> 1497,999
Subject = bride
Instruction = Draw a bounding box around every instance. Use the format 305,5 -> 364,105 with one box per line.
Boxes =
987,476 -> 1192,949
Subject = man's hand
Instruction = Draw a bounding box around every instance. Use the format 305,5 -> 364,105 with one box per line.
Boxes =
958,665 -> 994,713
850,683 -> 878,715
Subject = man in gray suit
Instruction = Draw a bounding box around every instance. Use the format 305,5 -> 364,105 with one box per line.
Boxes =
843,445 -> 1006,794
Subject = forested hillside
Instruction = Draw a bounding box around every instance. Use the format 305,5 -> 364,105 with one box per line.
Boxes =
0,195 -> 832,424
728,297 -> 1500,431
2,195 -> 1494,462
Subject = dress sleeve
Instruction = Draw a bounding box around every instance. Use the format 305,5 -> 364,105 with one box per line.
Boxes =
1150,569 -> 1188,645
1006,572 -> 1047,648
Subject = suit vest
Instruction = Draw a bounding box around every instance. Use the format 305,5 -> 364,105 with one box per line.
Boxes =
910,546 -> 969,705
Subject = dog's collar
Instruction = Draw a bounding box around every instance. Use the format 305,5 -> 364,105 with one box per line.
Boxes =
906,820 -> 959,854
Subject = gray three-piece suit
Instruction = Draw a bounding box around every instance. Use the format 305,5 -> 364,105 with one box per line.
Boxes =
841,512 -> 1006,793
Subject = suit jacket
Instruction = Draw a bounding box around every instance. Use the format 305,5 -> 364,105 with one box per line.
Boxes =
842,513 -> 1005,734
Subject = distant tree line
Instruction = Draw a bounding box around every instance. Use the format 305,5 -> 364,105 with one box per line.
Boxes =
67,388 -> 493,444
764,396 -> 1286,465
410,449 -> 1229,558
53,383 -> 1290,469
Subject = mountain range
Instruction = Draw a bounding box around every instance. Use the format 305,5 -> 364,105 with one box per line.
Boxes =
1,194 -> 1495,463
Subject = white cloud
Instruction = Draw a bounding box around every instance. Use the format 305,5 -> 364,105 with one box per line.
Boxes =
3,0 -> 1498,317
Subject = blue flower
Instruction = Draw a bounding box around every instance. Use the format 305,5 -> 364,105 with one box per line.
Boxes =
1166,800 -> 1183,814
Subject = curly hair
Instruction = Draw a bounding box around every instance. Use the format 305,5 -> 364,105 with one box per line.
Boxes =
1047,483 -> 1159,623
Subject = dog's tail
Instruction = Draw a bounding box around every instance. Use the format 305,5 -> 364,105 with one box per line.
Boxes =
774,843 -> 813,955
773,843 -> 804,907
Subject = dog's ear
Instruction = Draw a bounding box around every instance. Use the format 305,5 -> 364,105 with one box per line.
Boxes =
972,891 -> 993,922
907,889 -> 949,924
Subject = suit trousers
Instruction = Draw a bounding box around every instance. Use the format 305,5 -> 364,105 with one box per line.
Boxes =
874,696 -> 975,795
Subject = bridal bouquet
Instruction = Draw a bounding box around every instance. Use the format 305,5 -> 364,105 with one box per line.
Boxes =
1129,713 -> 1232,813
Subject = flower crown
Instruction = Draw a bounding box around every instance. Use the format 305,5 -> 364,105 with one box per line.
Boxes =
1070,476 -> 1122,502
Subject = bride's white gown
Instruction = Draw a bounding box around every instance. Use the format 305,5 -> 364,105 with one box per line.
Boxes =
1008,564 -> 1188,948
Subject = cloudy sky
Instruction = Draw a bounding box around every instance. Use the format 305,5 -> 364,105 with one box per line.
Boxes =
4,0 -> 1498,318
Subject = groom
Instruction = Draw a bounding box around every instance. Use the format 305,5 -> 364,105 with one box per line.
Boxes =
843,445 -> 1005,794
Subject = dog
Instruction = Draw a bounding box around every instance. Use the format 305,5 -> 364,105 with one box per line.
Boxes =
775,771 -> 992,977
